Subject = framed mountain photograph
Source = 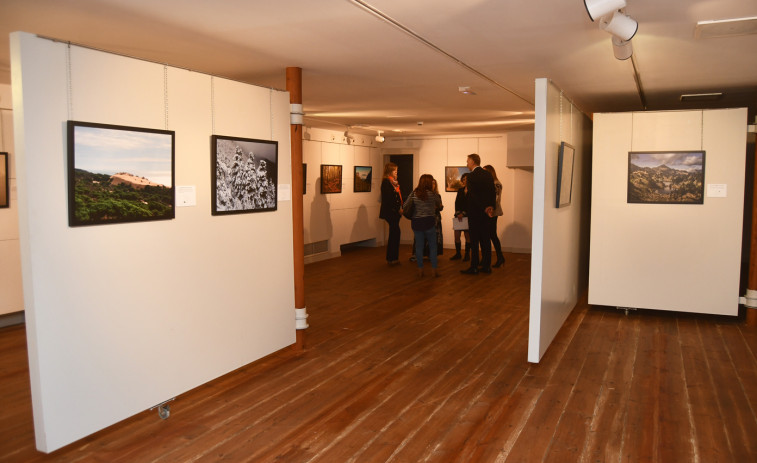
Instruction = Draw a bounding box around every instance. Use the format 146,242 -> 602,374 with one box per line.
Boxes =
354,166 -> 372,192
445,166 -> 470,192
67,121 -> 175,226
627,151 -> 705,204
211,135 -> 278,215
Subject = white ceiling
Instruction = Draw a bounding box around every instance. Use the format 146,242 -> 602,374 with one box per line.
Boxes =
1,0 -> 755,137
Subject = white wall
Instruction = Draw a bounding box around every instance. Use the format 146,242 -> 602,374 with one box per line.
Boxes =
382,134 -> 531,253
589,108 -> 747,315
11,32 -> 295,452
529,79 -> 592,363
0,83 -> 24,320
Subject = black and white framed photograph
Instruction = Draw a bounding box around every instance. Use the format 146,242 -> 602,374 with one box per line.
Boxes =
67,121 -> 175,226
321,164 -> 342,194
627,151 -> 705,204
445,166 -> 470,192
354,166 -> 372,192
0,152 -> 8,208
556,142 -> 575,208
212,135 -> 278,215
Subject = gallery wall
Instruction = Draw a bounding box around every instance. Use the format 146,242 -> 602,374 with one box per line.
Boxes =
529,78 -> 593,363
589,108 -> 747,315
11,32 -> 295,452
0,83 -> 23,321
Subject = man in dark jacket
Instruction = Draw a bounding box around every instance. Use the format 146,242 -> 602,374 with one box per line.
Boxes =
461,153 -> 496,274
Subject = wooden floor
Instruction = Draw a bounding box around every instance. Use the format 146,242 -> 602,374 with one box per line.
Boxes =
2,244 -> 757,462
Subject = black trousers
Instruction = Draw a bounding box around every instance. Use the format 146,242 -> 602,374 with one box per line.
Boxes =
385,216 -> 401,262
468,213 -> 492,269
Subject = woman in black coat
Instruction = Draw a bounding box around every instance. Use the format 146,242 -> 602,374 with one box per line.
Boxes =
379,162 -> 402,264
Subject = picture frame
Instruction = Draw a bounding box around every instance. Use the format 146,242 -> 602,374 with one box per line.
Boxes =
303,163 -> 307,195
445,166 -> 470,192
321,164 -> 342,194
354,166 -> 372,192
0,152 -> 8,208
211,135 -> 278,215
627,151 -> 705,204
67,121 -> 175,226
556,142 -> 575,208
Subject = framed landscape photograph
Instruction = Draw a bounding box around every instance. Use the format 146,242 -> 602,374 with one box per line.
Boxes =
212,135 -> 278,215
445,166 -> 470,192
556,142 -> 575,208
67,121 -> 175,226
321,164 -> 342,194
627,151 -> 705,204
354,166 -> 372,192
0,152 -> 8,208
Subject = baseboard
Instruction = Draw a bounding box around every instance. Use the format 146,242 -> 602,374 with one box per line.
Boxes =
0,311 -> 25,328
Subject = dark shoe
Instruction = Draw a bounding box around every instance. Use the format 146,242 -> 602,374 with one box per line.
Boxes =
493,258 -> 505,268
449,253 -> 461,260
480,267 -> 492,274
460,267 -> 479,275
409,255 -> 416,262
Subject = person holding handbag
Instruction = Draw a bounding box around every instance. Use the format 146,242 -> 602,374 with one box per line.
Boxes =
484,165 -> 505,268
403,174 -> 442,277
379,162 -> 402,265
450,173 -> 471,261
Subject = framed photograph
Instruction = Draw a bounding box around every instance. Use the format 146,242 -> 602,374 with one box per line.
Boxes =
303,163 -> 307,195
67,121 -> 175,226
556,142 -> 575,208
628,151 -> 705,204
212,135 -> 278,215
354,166 -> 372,192
445,166 -> 470,192
321,164 -> 342,194
0,152 -> 7,208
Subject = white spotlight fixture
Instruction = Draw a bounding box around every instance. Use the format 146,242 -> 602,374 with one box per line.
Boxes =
600,10 -> 638,41
612,36 -> 633,60
375,130 -> 385,143
583,0 -> 626,22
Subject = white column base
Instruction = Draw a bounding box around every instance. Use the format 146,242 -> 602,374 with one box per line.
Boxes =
741,289 -> 757,308
295,307 -> 309,329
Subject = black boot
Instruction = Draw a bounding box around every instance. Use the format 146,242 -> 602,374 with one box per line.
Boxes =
493,241 -> 505,268
450,242 -> 462,260
463,244 -> 470,262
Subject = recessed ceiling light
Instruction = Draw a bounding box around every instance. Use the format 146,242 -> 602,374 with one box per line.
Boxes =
458,86 -> 476,95
680,92 -> 723,102
695,16 -> 757,39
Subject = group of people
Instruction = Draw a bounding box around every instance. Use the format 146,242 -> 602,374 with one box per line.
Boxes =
379,153 -> 505,277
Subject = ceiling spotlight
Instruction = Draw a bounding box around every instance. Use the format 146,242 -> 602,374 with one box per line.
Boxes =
600,10 -> 638,41
375,130 -> 385,143
458,86 -> 476,95
583,0 -> 627,22
612,36 -> 633,60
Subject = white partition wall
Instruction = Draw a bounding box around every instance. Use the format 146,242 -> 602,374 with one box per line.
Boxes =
589,108 -> 747,315
528,79 -> 592,363
11,32 -> 295,452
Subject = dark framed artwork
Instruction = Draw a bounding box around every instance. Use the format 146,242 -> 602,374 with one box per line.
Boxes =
67,121 -> 175,226
212,135 -> 278,215
556,142 -> 575,208
0,152 -> 7,208
303,163 -> 307,195
354,166 -> 372,192
321,164 -> 342,194
445,166 -> 470,192
627,151 -> 705,204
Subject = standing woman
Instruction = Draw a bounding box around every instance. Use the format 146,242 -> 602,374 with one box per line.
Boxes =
484,165 -> 505,267
404,174 -> 442,277
380,162 -> 402,265
450,173 -> 471,261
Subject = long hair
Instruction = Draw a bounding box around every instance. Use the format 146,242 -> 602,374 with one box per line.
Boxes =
414,174 -> 434,201
383,162 -> 398,178
483,164 -> 498,181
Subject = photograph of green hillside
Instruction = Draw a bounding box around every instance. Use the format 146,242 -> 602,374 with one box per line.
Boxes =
627,151 -> 705,204
67,121 -> 175,226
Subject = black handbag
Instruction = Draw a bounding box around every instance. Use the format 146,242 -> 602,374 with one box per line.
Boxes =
402,196 -> 415,219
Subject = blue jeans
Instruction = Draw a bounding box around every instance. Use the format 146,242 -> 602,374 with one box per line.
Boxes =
414,227 -> 437,268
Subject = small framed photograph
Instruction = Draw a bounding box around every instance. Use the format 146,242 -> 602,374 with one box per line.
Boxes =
212,135 -> 278,215
627,151 -> 705,204
0,152 -> 8,208
321,164 -> 342,194
67,121 -> 175,226
354,166 -> 372,192
445,166 -> 470,192
303,163 -> 307,195
556,142 -> 575,208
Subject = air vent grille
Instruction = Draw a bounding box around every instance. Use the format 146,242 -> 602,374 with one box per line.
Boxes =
304,240 -> 329,256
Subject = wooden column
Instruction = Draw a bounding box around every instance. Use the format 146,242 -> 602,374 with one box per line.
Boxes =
287,67 -> 307,348
747,135 -> 757,326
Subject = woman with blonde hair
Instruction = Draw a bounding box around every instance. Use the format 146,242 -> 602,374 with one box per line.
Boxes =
403,174 -> 442,277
